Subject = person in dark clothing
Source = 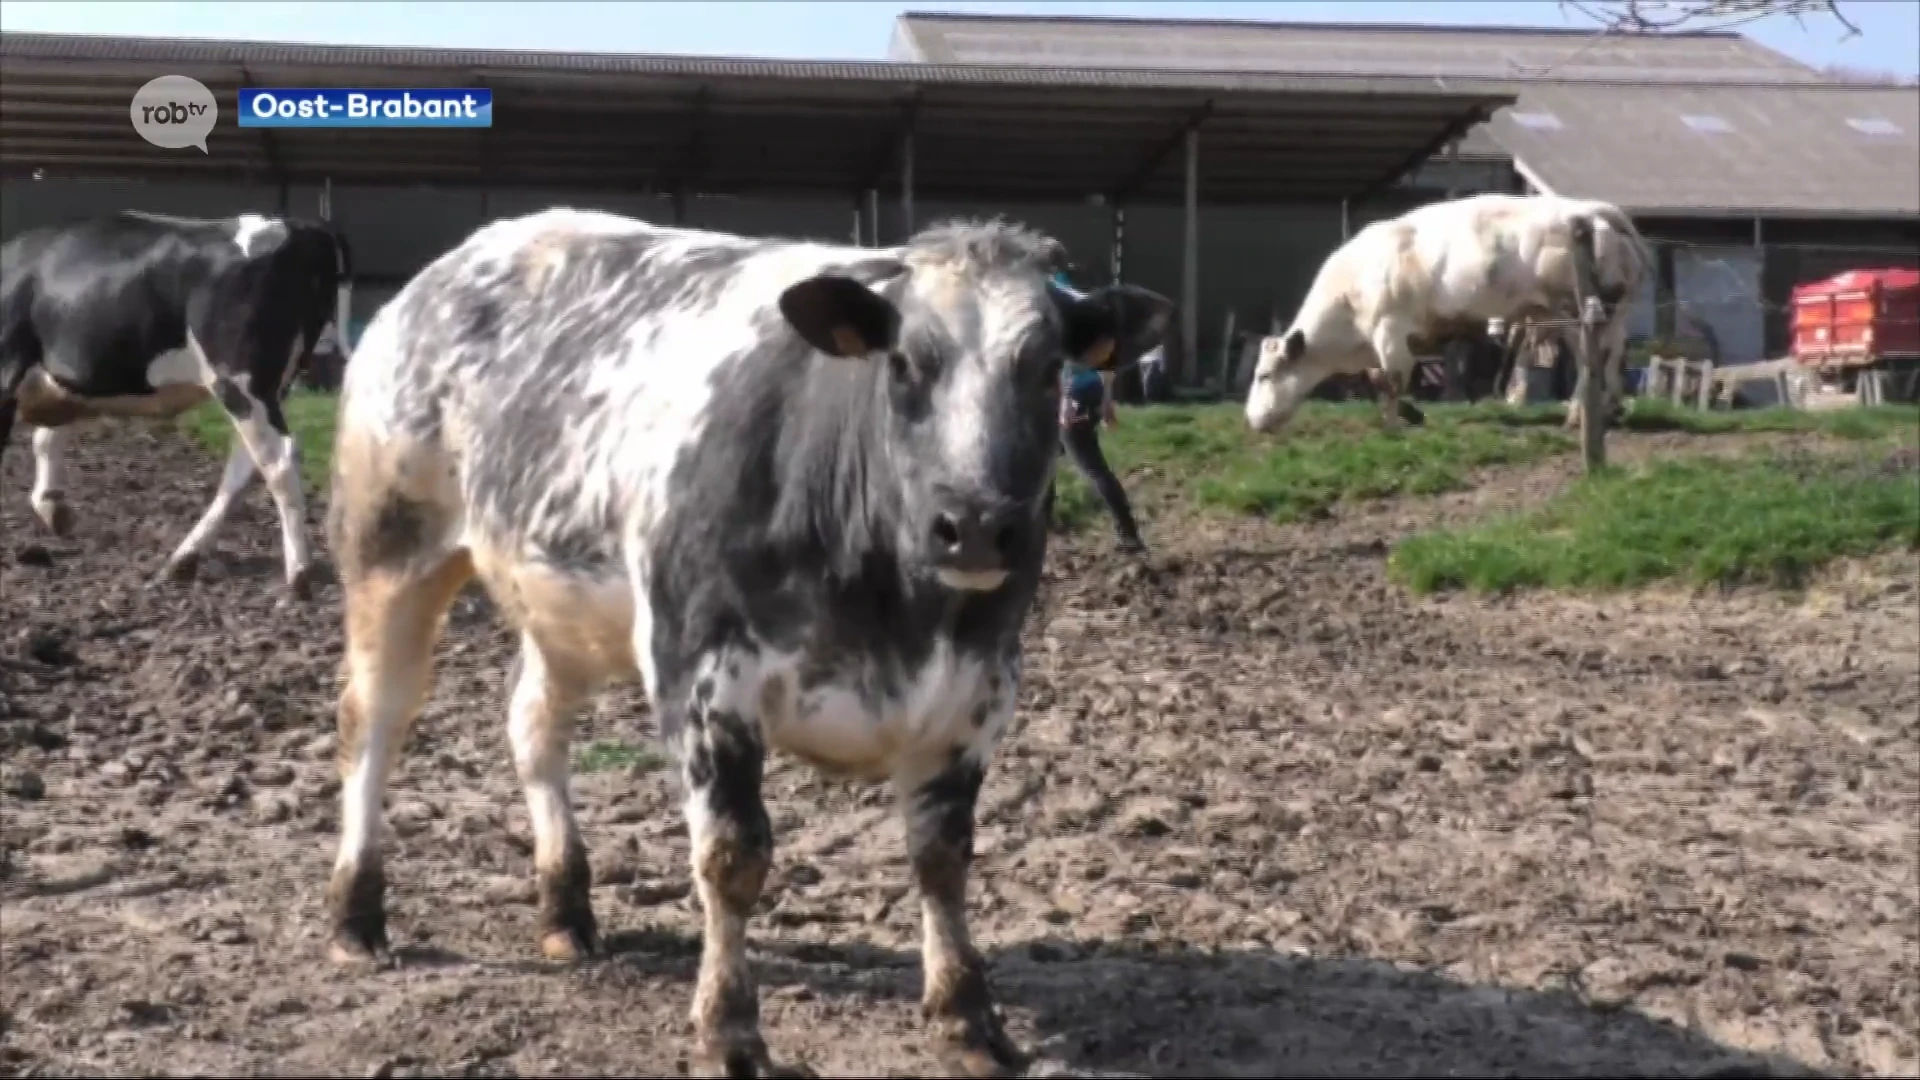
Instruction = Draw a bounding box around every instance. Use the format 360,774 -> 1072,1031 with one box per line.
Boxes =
1050,265 -> 1148,555
1059,361 -> 1147,554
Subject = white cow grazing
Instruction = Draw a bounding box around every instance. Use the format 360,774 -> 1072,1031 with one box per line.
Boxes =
1245,192 -> 1654,434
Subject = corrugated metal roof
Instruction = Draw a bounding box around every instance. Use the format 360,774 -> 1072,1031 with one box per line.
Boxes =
0,29 -> 1500,97
0,31 -> 1514,205
895,11 -> 1824,85
1490,81 -> 1920,217
893,12 -> 1920,218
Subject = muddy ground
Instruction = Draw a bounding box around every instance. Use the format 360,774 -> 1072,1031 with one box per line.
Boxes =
2,420 -> 1915,1078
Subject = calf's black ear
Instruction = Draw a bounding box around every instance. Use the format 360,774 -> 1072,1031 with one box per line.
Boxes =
1055,283 -> 1176,372
779,273 -> 903,359
1282,328 -> 1307,363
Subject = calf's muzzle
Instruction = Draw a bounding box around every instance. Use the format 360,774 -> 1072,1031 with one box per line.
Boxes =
926,497 -> 1024,591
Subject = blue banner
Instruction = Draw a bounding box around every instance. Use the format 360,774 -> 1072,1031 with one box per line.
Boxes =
238,87 -> 493,128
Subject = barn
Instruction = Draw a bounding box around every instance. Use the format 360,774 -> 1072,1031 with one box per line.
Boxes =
5,20 -> 1918,1080
0,28 -> 1511,395
889,11 -> 1920,370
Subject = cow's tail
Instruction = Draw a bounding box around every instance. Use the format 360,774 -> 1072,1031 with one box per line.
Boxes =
1571,203 -> 1650,421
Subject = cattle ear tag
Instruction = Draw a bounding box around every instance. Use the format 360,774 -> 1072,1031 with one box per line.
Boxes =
829,326 -> 870,357
1261,337 -> 1283,357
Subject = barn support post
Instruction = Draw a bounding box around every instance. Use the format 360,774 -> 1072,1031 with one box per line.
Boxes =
1180,127 -> 1200,387
899,125 -> 916,242
1339,198 -> 1351,241
1108,202 -> 1145,403
851,196 -> 864,245
866,188 -> 881,248
1752,216 -> 1768,359
1655,241 -> 1679,340
670,190 -> 688,226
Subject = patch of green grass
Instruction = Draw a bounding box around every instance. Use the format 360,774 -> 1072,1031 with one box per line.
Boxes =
1445,397 -> 1918,439
1388,448 -> 1920,596
1054,402 -> 1574,528
1052,399 -> 1920,532
179,389 -> 341,489
576,739 -> 665,774
1609,398 -> 1918,439
179,391 -> 1916,548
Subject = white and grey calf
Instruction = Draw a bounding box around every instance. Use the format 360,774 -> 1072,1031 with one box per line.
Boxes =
321,210 -> 1171,1077
0,210 -> 353,597
1246,192 -> 1653,435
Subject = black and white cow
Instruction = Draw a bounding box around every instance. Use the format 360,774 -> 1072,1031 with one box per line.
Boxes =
322,209 -> 1171,1077
0,210 -> 353,597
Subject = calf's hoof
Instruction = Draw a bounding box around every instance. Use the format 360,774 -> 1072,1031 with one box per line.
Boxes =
164,553 -> 201,583
693,1034 -> 815,1079
326,925 -> 393,968
930,1010 -> 1028,1078
34,500 -> 74,538
1396,401 -> 1428,427
536,855 -> 599,962
537,923 -> 600,964
287,565 -> 315,602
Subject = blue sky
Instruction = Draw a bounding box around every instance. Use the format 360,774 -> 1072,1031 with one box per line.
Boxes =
3,0 -> 1915,76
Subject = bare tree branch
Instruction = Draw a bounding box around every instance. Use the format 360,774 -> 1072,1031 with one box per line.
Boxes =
1559,0 -> 1861,38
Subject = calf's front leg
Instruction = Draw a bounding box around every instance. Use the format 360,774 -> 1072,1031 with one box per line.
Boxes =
1365,368 -> 1426,429
29,425 -> 75,537
184,328 -> 315,598
224,394 -> 316,599
673,664 -> 808,1078
899,749 -> 1025,1078
162,441 -> 256,583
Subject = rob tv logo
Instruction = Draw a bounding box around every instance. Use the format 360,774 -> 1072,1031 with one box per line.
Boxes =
130,75 -> 219,153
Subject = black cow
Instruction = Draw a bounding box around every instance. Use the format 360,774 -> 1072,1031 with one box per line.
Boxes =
0,210 -> 352,597
320,209 -> 1171,1077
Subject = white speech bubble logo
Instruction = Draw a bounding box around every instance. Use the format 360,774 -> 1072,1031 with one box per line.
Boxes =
130,75 -> 218,153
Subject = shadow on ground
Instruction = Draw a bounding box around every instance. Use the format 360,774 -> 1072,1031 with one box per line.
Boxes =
570,928 -> 1826,1079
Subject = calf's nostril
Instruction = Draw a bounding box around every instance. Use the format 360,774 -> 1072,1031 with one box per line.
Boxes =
993,522 -> 1018,556
932,513 -> 962,550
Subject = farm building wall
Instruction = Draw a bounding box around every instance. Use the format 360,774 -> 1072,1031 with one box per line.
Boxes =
1637,216 -> 1920,363
15,177 -> 1905,375
0,177 -> 1351,373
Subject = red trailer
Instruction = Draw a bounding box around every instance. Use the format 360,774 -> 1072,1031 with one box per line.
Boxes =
1789,268 -> 1920,404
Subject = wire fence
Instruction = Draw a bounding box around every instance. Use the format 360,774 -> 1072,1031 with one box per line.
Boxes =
1643,234 -> 1916,332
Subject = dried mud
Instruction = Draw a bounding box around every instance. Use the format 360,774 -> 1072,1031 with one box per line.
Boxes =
3,420 -> 1915,1078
